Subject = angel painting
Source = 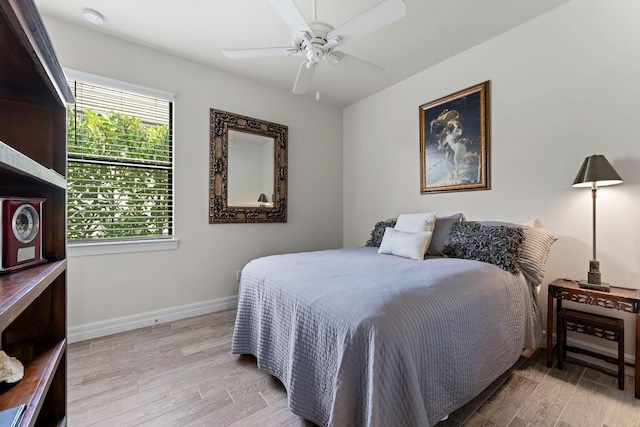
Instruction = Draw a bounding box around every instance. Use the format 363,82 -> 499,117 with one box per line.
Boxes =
419,82 -> 490,193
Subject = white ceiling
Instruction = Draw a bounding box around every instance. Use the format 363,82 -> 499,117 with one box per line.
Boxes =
35,0 -> 570,107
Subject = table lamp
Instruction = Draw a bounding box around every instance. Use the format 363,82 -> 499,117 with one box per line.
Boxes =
258,193 -> 268,207
572,155 -> 622,291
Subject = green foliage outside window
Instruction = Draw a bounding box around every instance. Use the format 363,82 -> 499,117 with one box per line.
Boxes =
67,107 -> 172,241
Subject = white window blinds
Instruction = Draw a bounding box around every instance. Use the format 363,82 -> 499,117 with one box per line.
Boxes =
67,79 -> 174,242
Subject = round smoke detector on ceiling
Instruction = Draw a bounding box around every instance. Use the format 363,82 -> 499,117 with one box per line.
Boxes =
83,8 -> 104,25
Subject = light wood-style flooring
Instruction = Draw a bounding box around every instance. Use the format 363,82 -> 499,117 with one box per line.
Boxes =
68,309 -> 640,426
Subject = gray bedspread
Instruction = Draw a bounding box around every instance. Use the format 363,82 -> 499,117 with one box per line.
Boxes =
232,247 -> 542,427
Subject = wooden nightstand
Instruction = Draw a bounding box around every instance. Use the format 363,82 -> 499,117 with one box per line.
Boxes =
546,278 -> 640,398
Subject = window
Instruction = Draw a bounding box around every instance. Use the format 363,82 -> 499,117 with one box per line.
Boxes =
66,72 -> 174,246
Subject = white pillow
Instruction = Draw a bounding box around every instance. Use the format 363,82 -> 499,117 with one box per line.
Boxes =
395,212 -> 437,233
378,228 -> 433,260
521,218 -> 542,228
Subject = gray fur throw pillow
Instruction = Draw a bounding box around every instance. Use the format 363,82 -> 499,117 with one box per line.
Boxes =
365,218 -> 397,247
443,222 -> 525,273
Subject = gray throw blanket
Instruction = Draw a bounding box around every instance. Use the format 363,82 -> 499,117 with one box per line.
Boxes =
233,247 -> 542,426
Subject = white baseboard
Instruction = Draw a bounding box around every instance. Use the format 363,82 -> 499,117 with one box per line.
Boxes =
68,296 -> 238,344
543,330 -> 635,376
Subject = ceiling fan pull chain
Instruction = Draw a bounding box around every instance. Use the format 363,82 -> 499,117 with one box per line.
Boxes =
316,63 -> 320,101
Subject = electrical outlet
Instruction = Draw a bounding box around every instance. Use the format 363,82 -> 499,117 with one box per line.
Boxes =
236,270 -> 242,281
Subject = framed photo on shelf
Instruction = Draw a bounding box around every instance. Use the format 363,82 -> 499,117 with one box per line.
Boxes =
419,81 -> 490,194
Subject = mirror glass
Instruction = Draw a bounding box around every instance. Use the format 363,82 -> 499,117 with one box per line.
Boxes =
227,130 -> 274,207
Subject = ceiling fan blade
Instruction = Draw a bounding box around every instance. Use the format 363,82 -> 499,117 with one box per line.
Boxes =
270,0 -> 312,34
223,47 -> 299,59
328,0 -> 406,45
327,52 -> 384,78
292,61 -> 316,94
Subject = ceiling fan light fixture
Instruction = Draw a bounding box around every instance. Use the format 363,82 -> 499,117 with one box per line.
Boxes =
306,47 -> 323,63
224,0 -> 406,97
82,8 -> 104,25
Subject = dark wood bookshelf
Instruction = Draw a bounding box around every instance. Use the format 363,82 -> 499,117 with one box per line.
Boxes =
0,0 -> 72,424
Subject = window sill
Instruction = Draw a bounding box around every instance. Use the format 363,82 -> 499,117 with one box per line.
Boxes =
68,238 -> 179,257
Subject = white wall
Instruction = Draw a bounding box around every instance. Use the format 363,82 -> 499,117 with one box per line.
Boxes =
343,0 -> 640,351
42,16 -> 343,329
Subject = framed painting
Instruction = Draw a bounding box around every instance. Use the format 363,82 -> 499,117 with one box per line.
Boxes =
419,81 -> 490,194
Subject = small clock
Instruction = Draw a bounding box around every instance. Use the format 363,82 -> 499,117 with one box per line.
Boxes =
1,197 -> 46,273
13,204 -> 39,243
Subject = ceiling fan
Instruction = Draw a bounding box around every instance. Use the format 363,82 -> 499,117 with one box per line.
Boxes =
223,0 -> 406,99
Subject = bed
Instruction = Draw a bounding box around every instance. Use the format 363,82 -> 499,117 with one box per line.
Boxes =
232,220 -> 554,426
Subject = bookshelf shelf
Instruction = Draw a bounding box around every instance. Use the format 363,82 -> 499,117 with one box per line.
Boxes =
0,340 -> 65,424
0,142 -> 66,190
0,261 -> 66,332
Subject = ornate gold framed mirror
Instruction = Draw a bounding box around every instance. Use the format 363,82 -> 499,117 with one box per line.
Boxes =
209,109 -> 288,223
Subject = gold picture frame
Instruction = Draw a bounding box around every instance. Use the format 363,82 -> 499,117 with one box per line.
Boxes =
419,81 -> 490,194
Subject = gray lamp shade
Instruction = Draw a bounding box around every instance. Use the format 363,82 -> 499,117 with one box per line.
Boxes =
572,155 -> 623,188
257,193 -> 268,203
